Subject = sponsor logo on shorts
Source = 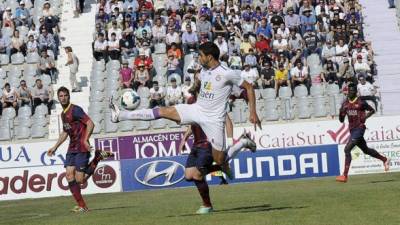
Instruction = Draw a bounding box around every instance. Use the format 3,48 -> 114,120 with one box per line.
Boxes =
134,160 -> 185,187
92,165 -> 116,188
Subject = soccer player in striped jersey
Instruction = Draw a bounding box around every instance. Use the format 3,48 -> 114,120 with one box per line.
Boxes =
47,87 -> 113,212
336,84 -> 390,183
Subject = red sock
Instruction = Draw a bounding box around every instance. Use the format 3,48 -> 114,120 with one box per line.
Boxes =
375,154 -> 387,162
68,180 -> 87,208
343,158 -> 351,177
84,150 -> 102,182
194,180 -> 212,208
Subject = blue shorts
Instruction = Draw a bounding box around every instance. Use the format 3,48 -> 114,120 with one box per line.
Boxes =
350,128 -> 366,141
64,152 -> 91,172
185,146 -> 213,173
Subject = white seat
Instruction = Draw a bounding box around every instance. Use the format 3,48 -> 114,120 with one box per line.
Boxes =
168,74 -> 182,86
93,60 -> 105,71
91,80 -> 106,91
2,107 -> 16,120
261,88 -> 276,99
311,85 -> 324,96
280,98 -> 294,120
15,126 -> 31,139
134,120 -> 150,130
26,52 -> 40,64
327,83 -> 340,96
119,120 -> 134,132
8,75 -> 20,88
0,126 -> 12,141
34,104 -> 48,116
0,54 -> 9,65
31,125 -> 46,138
92,120 -> 103,134
297,97 -> 311,119
313,96 -> 327,117
40,74 -> 52,86
24,75 -> 36,87
11,52 -> 25,65
17,116 -> 33,128
256,100 -> 264,122
0,68 -> 6,80
279,86 -> 292,99
137,86 -> 150,99
264,99 -> 279,121
18,106 -> 32,118
107,60 -> 121,70
151,119 -> 167,129
154,43 -> 166,54
104,113 -> 118,133
294,85 -> 308,97
167,119 -> 181,128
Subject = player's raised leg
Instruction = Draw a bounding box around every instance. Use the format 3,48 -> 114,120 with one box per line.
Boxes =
357,138 -> 389,171
82,149 -> 114,183
336,140 -> 357,183
109,98 -> 181,123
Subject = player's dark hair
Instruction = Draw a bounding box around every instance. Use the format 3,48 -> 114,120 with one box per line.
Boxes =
199,42 -> 220,60
57,86 -> 70,96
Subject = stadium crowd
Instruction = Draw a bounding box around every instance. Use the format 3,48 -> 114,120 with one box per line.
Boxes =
0,0 -> 61,116
91,0 -> 379,111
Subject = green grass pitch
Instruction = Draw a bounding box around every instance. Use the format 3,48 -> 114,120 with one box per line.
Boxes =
1,173 -> 399,225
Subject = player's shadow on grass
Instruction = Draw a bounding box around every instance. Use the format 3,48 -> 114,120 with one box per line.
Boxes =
369,179 -> 395,184
90,205 -> 136,211
168,204 -> 308,217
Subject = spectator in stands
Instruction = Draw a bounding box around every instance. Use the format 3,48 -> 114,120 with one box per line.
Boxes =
338,57 -> 355,88
197,14 -> 212,41
27,35 -> 39,54
10,30 -> 26,57
133,63 -> 150,91
38,28 -> 57,59
165,53 -> 182,77
165,27 -> 180,49
259,61 -> 275,89
108,21 -> 123,41
119,61 -> 134,88
32,79 -> 53,115
165,78 -> 183,106
241,64 -> 259,88
0,31 -> 11,57
240,34 -> 253,55
182,24 -> 198,54
15,1 -> 31,27
64,47 -> 80,92
275,63 -> 290,96
2,83 -> 18,112
323,60 -> 339,84
388,0 -> 396,8
285,7 -> 300,29
120,31 -> 135,59
108,33 -> 121,60
244,48 -> 258,68
227,37 -> 240,55
152,17 -> 166,44
353,54 -> 370,75
288,29 -> 303,56
3,7 -> 14,30
93,33 -> 107,61
228,49 -> 242,70
167,43 -> 182,60
300,9 -> 316,35
28,23 -> 40,41
181,76 -> 192,102
357,75 -> 378,110
291,60 -> 310,92
186,52 -> 201,80
255,35 -> 271,54
321,39 -> 336,63
214,35 -> 228,60
17,80 -> 32,107
39,50 -> 57,84
149,81 -> 165,108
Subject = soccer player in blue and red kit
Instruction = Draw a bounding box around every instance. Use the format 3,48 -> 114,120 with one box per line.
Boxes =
47,87 -> 113,212
336,84 -> 390,183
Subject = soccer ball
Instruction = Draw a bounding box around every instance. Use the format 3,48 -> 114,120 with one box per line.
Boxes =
120,90 -> 141,110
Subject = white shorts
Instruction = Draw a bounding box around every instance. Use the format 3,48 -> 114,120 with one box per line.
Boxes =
175,103 -> 226,151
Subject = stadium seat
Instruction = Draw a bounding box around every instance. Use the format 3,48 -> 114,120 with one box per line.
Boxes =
256,100 -> 264,121
32,114 -> 48,127
261,88 -> 276,99
2,107 -> 16,120
35,104 -> 49,116
0,68 -> 6,80
15,126 -> 31,139
280,98 -> 294,120
91,79 -> 106,92
107,60 -> 121,71
183,54 -> 194,76
137,87 -> 150,99
39,74 -> 52,86
264,99 -> 279,121
167,74 -> 182,86
0,79 -> 4,89
313,96 -> 327,117
134,120 -> 150,130
0,54 -> 9,65
92,120 -> 103,134
153,75 -> 167,87
154,43 -> 166,54
2,27 -> 13,38
138,98 -> 150,109
26,52 -> 40,64
294,85 -> 308,97
93,60 -> 106,71
8,75 -> 20,88
119,120 -> 134,132
11,52 -> 25,65
231,103 -> 242,124
167,119 -> 181,128
151,119 -> 167,129
311,85 -> 324,96
17,26 -> 29,38
31,125 -> 47,138
88,102 -> 104,115
0,126 -> 12,141
279,86 -> 292,99
17,116 -> 32,128
297,97 -> 312,119
327,83 -> 340,96
254,89 -> 262,100
24,75 -> 36,87
18,106 -> 32,118
104,113 -> 118,133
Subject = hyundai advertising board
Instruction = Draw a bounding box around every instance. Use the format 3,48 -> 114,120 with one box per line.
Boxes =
121,145 -> 340,191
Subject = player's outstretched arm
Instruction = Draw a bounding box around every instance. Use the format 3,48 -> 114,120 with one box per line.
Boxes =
363,101 -> 375,120
241,81 -> 262,130
47,131 -> 68,156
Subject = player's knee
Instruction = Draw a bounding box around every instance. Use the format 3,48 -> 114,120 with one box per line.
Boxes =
65,172 -> 75,181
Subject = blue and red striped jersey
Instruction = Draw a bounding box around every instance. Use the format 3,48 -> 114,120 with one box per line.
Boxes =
61,104 -> 91,153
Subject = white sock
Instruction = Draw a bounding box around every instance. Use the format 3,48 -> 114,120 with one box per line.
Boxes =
226,140 -> 245,161
119,108 -> 160,121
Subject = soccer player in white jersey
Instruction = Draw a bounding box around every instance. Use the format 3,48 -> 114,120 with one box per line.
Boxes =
109,42 -> 261,168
